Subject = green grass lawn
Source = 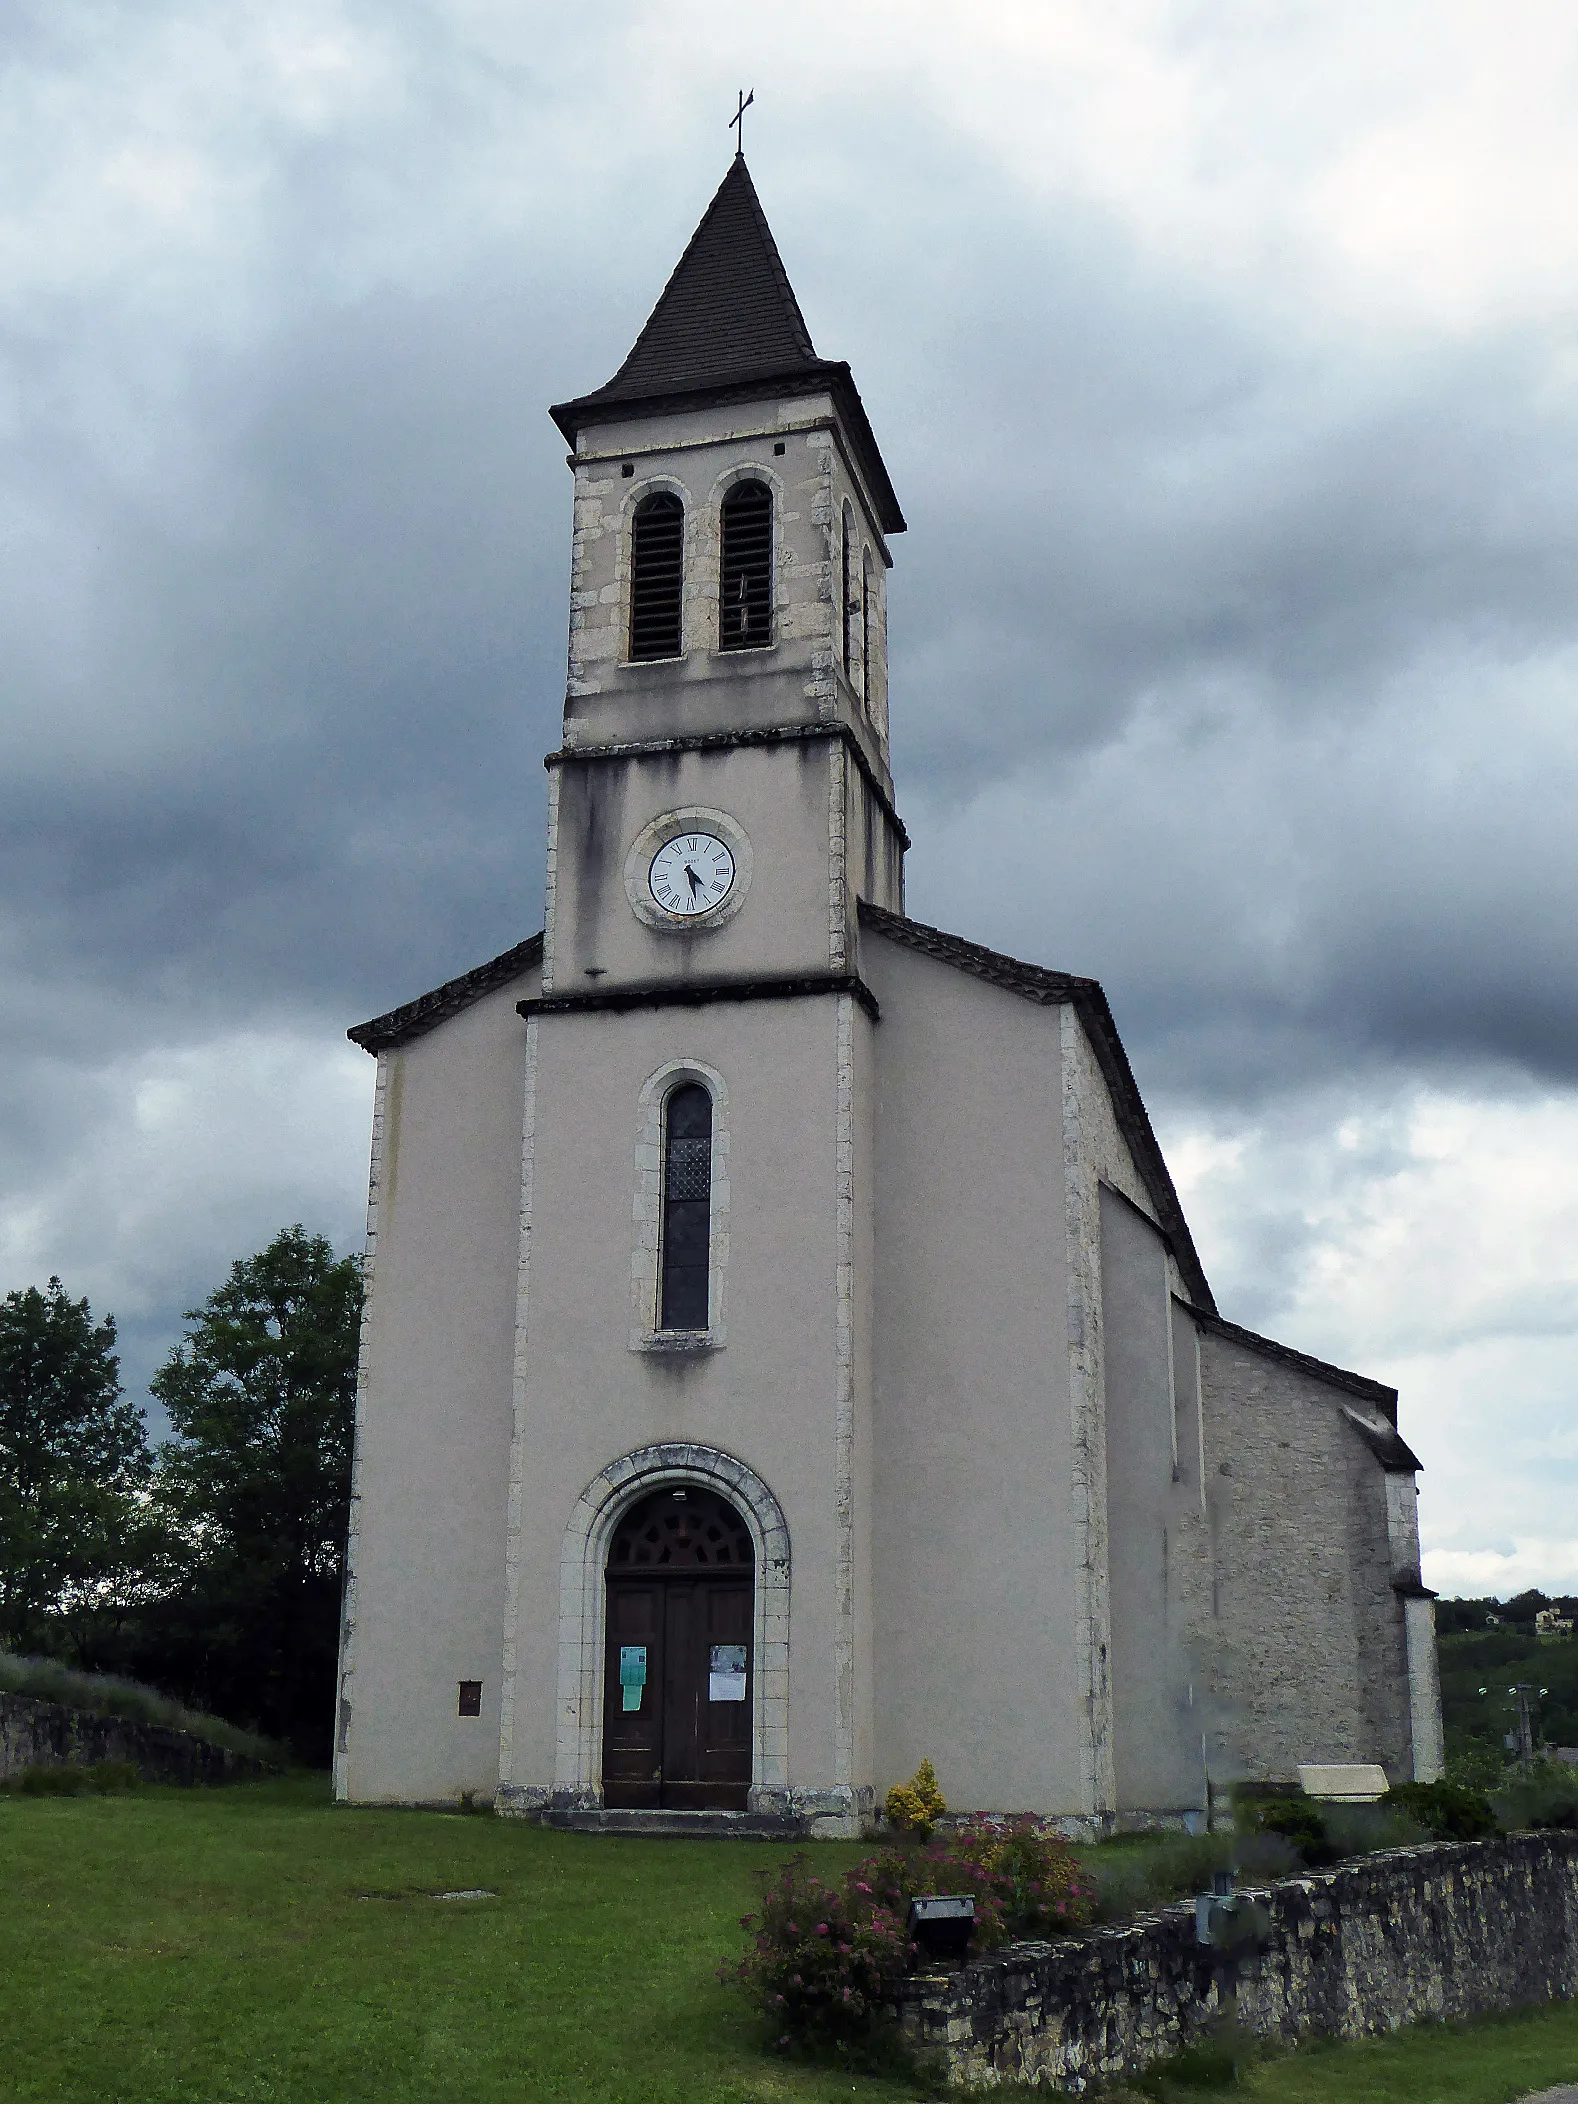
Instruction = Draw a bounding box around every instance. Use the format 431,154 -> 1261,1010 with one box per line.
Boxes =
2,1776 -> 1576,2103
1235,2006 -> 1578,2103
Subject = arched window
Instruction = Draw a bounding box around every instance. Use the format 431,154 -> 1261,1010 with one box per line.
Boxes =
861,549 -> 875,712
659,1083 -> 713,1330
629,492 -> 684,661
840,501 -> 855,680
719,480 -> 773,650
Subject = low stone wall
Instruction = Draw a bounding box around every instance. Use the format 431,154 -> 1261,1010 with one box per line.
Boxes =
897,1832 -> 1578,2091
0,1693 -> 276,1787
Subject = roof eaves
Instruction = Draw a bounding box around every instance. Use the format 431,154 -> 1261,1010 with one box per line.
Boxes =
348,933 -> 544,1054
1341,1403 -> 1423,1472
857,902 -> 1215,1312
550,363 -> 906,536
1196,1311 -> 1401,1418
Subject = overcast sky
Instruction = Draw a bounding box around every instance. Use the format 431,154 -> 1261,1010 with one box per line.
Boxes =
3,0 -> 1576,1598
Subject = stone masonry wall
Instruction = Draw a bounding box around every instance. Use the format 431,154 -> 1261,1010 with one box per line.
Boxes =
1198,1326 -> 1413,1785
0,1694 -> 275,1787
897,1833 -> 1578,2091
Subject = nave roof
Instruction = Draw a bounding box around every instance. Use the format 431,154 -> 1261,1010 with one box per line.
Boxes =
348,933 -> 542,1052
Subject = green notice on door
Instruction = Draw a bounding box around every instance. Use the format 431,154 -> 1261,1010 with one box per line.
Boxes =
619,1646 -> 647,1713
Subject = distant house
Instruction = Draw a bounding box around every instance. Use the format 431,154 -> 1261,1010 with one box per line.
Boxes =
1535,1608 -> 1574,1640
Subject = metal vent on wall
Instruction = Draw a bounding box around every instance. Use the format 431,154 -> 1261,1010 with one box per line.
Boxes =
719,480 -> 772,650
629,492 -> 684,660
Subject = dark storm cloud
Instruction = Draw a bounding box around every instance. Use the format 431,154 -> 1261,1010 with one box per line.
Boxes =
855,185 -> 1578,1101
6,126 -> 1578,1114
0,268 -> 573,1033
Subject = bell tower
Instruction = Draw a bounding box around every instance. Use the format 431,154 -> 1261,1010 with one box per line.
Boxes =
538,155 -> 907,1000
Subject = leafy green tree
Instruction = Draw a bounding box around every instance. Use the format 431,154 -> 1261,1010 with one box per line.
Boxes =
0,1279 -> 151,1651
149,1226 -> 361,1760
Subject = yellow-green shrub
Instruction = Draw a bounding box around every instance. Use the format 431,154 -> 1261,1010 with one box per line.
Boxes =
884,1757 -> 946,1840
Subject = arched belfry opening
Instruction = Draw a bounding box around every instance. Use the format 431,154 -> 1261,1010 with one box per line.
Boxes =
602,1484 -> 754,1810
719,479 -> 773,648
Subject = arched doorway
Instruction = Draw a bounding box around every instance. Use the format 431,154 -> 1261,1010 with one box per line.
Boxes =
602,1484 -> 754,1810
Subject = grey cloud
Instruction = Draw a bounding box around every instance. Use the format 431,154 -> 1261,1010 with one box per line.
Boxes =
3,48 -> 1578,1500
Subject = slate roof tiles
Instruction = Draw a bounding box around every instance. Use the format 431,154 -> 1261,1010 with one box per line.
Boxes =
549,158 -> 905,535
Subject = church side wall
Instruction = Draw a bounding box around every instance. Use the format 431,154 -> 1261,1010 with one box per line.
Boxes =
862,937 -> 1084,1815
1197,1329 -> 1413,1785
1099,1190 -> 1210,1816
337,970 -> 538,1804
846,991 -> 879,1807
1060,1005 -> 1210,1820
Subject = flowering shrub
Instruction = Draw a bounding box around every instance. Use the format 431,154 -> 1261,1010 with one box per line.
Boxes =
731,1820 -> 1093,2047
954,1816 -> 1093,1944
732,1857 -> 911,2046
884,1756 -> 946,1840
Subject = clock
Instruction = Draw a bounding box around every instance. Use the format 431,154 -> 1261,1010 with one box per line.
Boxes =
624,806 -> 751,931
649,832 -> 736,918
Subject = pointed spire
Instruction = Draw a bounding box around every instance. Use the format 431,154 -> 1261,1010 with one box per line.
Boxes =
596,156 -> 818,400
551,159 -> 904,535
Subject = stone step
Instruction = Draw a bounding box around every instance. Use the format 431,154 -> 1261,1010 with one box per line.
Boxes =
538,1807 -> 805,1840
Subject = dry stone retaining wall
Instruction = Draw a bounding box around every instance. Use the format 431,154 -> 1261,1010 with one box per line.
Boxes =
897,1832 -> 1578,2091
0,1693 -> 275,1787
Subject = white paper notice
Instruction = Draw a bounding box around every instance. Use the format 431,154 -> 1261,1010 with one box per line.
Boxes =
708,1643 -> 748,1702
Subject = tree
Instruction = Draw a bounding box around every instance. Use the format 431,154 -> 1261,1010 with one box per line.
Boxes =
0,1279 -> 151,1651
149,1226 -> 361,1761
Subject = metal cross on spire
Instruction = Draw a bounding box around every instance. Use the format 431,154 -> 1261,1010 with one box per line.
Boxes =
729,88 -> 754,156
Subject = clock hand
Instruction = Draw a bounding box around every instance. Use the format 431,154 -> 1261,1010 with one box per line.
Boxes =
684,863 -> 702,897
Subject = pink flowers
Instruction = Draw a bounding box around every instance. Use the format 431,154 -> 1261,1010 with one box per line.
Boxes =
731,1824 -> 1093,2050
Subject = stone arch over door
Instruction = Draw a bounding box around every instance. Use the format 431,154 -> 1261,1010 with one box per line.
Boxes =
553,1443 -> 790,1812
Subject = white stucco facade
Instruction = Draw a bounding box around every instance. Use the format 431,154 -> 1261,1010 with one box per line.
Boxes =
333,157 -> 1440,1828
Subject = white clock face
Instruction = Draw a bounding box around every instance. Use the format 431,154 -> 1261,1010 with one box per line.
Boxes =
649,832 -> 737,918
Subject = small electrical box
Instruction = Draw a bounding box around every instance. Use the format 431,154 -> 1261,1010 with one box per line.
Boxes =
907,1893 -> 975,1963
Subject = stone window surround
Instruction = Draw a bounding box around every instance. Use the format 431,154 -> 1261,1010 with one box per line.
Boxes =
609,459 -> 789,667
630,1057 -> 730,1352
544,1441 -> 791,1812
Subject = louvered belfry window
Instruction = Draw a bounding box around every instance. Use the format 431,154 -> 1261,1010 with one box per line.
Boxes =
629,492 -> 684,660
719,480 -> 773,649
660,1083 -> 713,1330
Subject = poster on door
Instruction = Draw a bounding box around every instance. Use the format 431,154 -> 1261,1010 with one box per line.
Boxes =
708,1644 -> 748,1702
619,1645 -> 647,1712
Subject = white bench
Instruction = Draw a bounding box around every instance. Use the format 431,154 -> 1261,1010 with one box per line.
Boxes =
1296,1763 -> 1390,1802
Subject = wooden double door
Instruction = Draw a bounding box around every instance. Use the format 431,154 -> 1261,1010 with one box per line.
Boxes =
601,1488 -> 754,1812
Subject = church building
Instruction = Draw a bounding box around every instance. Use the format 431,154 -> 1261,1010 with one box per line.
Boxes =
333,157 -> 1443,1832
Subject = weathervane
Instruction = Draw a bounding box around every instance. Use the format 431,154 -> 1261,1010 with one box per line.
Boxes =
729,88 -> 754,157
